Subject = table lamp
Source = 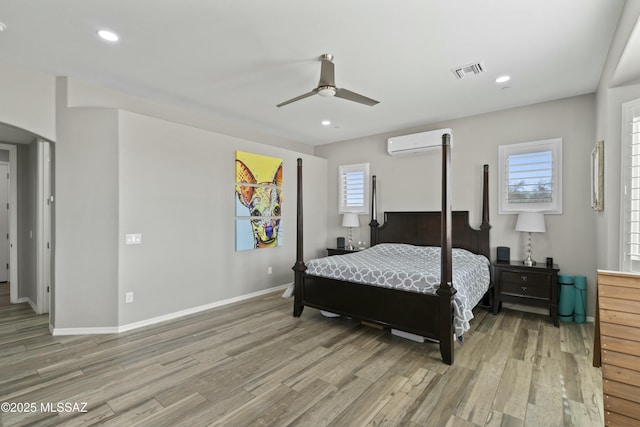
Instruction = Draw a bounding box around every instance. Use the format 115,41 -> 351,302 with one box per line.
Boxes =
515,212 -> 546,266
341,213 -> 359,250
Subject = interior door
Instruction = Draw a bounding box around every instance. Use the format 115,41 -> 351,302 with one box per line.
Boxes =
0,163 -> 9,283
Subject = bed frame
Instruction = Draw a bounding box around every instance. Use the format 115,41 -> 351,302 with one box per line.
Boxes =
292,134 -> 490,364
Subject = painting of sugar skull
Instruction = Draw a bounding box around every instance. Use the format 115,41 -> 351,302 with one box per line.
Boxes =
235,151 -> 283,250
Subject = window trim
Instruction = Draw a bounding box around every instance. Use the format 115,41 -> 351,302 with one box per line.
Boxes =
621,98 -> 640,272
338,163 -> 369,215
498,138 -> 563,214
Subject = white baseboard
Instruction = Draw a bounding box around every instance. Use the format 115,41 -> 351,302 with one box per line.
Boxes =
502,303 -> 595,323
52,283 -> 291,336
26,298 -> 38,314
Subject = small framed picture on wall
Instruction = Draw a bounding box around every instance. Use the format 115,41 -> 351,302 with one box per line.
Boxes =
591,140 -> 604,211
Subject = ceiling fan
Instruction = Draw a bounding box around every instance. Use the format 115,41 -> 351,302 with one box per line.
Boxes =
276,54 -> 379,108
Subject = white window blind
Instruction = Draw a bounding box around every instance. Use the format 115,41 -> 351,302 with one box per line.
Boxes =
622,99 -> 640,272
339,163 -> 369,214
498,138 -> 562,214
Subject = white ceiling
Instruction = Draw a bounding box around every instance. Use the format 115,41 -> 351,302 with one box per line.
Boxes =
0,0 -> 626,146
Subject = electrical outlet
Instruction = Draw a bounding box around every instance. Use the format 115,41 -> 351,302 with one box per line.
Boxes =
125,291 -> 134,303
267,266 -> 272,275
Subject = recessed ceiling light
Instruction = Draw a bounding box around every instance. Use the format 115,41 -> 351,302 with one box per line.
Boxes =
97,29 -> 119,42
321,120 -> 331,126
495,75 -> 510,83
0,22 -> 7,32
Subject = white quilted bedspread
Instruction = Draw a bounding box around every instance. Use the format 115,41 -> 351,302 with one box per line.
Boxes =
306,243 -> 491,337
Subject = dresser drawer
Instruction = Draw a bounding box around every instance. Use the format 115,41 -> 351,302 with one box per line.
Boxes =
500,271 -> 550,299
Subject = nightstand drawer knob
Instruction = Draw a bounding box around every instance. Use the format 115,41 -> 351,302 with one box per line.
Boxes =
521,276 -> 528,282
521,286 -> 528,293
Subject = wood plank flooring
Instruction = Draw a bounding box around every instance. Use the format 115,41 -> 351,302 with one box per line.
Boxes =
0,282 -> 9,307
0,292 -> 603,426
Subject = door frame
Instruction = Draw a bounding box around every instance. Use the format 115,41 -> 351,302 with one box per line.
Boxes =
37,139 -> 51,314
0,161 -> 9,283
0,143 -> 17,302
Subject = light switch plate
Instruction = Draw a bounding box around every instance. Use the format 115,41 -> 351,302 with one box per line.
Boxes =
125,233 -> 142,245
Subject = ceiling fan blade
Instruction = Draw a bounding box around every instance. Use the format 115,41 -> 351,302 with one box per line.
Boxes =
319,55 -> 335,87
335,88 -> 379,106
276,88 -> 318,107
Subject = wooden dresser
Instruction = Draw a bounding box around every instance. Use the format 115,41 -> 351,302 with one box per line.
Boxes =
597,270 -> 640,426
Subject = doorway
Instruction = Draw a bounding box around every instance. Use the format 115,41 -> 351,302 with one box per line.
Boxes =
0,137 -> 53,317
0,143 -> 17,304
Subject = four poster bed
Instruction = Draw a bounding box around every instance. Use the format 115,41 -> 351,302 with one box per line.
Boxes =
292,133 -> 491,365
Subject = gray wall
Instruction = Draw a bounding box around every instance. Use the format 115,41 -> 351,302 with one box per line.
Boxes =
0,68 -> 328,330
0,63 -> 56,141
17,141 -> 37,303
117,110 -> 327,324
315,94 -> 598,316
55,79 -> 121,328
54,77 -> 328,329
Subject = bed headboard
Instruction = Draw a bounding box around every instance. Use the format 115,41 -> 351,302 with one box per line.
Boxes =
371,211 -> 490,260
368,165 -> 491,260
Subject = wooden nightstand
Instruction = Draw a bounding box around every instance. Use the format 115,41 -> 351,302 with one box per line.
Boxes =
326,248 -> 359,256
493,261 -> 560,326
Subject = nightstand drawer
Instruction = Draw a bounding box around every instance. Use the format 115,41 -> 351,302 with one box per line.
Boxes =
327,248 -> 359,256
500,278 -> 549,299
501,271 -> 549,288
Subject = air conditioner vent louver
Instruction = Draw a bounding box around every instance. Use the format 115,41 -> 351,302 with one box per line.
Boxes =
452,62 -> 485,79
387,128 -> 453,156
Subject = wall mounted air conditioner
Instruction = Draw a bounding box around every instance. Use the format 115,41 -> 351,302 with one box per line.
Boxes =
387,128 -> 452,156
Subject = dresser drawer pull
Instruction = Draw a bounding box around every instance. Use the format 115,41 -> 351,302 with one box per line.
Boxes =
521,286 -> 527,293
521,276 -> 528,282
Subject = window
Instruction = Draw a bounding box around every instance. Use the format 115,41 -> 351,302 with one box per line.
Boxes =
339,163 -> 369,214
622,99 -> 640,272
498,138 -> 562,214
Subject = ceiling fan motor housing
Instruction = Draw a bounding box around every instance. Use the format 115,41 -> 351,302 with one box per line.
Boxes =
317,86 -> 336,97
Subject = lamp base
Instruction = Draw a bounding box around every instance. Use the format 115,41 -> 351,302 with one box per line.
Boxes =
522,231 -> 536,267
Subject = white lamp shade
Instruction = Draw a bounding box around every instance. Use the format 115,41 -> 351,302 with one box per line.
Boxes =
341,213 -> 360,227
515,212 -> 546,233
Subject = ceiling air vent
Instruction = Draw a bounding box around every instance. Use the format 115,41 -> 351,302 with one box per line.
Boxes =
452,62 -> 485,79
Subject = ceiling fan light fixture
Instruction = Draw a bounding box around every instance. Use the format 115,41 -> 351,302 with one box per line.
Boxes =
317,86 -> 336,97
97,29 -> 119,42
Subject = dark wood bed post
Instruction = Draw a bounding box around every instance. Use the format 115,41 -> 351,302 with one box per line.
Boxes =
436,133 -> 456,365
292,158 -> 306,317
480,164 -> 491,257
369,175 -> 379,245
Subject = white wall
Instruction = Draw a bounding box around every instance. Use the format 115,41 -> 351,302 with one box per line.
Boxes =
315,94 -> 598,316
